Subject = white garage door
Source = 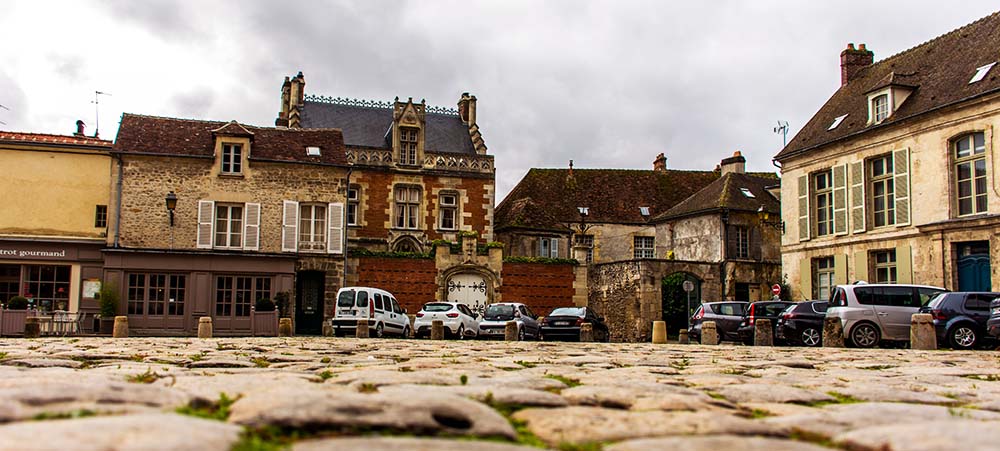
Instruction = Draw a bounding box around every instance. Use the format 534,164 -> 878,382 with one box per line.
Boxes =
446,273 -> 488,317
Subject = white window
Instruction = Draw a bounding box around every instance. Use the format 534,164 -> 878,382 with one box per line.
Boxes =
306,146 -> 321,156
538,237 -> 559,258
575,234 -> 594,263
439,192 -> 457,230
870,155 -> 895,227
298,204 -> 327,251
221,144 -> 242,174
813,170 -> 834,236
394,186 -> 421,229
214,204 -> 243,248
954,132 -> 988,216
347,187 -> 359,226
969,62 -> 996,84
399,127 -> 418,166
873,250 -> 897,284
871,94 -> 889,123
634,236 -> 654,259
814,257 -> 835,300
828,114 -> 848,130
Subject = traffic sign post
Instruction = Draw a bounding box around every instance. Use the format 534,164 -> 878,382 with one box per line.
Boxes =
683,280 -> 695,331
771,284 -> 781,300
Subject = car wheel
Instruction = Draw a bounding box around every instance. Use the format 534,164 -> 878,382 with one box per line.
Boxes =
402,326 -> 410,339
850,323 -> 880,348
800,327 -> 821,347
949,324 -> 978,350
458,325 -> 465,340
374,323 -> 384,338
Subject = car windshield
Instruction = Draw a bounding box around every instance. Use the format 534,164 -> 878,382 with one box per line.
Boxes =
337,290 -> 355,308
423,303 -> 453,312
550,307 -> 584,317
484,304 -> 515,320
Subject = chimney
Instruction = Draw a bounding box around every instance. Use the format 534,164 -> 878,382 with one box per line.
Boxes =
283,72 -> 305,128
720,151 -> 746,175
74,120 -> 86,137
840,43 -> 874,86
458,92 -> 477,125
275,76 -> 291,127
653,153 -> 667,172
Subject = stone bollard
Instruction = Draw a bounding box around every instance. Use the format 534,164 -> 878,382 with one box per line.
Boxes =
754,318 -> 773,346
678,328 -> 690,344
355,320 -> 369,338
580,323 -> 594,342
431,320 -> 445,340
112,316 -> 129,338
23,317 -> 40,339
197,317 -> 213,339
504,321 -> 518,341
322,323 -> 333,337
701,321 -> 719,345
651,321 -> 667,344
278,318 -> 293,337
910,313 -> 937,350
823,316 -> 845,348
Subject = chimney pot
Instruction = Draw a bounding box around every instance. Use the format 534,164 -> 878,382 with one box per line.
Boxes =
653,153 -> 667,172
74,120 -> 86,137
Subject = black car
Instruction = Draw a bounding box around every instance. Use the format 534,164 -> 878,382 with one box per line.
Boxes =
776,301 -> 828,347
689,302 -> 748,343
919,292 -> 999,349
988,298 -> 1000,340
737,301 -> 795,345
540,307 -> 609,342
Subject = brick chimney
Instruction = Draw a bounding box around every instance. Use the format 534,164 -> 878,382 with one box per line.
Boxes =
275,72 -> 306,128
840,43 -> 874,86
73,120 -> 86,137
720,151 -> 746,175
458,92 -> 477,125
653,153 -> 667,172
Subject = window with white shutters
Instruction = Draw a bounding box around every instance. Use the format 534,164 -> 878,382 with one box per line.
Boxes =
298,204 -> 327,251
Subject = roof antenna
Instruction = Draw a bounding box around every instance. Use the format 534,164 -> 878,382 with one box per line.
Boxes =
774,120 -> 789,147
0,104 -> 9,126
92,91 -> 111,138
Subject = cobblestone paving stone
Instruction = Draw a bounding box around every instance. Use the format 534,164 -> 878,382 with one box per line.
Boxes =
1,337 -> 1000,450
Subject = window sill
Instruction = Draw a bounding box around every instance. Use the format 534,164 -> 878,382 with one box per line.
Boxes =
218,173 -> 245,179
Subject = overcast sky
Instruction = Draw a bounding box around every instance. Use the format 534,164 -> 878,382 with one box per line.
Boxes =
2,1 -> 997,201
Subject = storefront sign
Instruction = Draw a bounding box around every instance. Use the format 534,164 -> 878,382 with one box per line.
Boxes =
0,249 -> 68,258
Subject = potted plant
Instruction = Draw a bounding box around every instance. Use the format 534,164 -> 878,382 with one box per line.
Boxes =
274,291 -> 291,318
5,296 -> 29,310
255,297 -> 276,312
97,282 -> 119,335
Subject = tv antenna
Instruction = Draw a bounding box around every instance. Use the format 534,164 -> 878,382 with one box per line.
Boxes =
0,104 -> 9,126
773,120 -> 789,147
92,91 -> 111,138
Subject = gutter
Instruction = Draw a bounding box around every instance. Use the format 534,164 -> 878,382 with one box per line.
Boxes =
113,153 -> 124,248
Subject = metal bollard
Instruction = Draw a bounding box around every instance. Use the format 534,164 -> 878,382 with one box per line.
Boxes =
651,321 -> 667,344
579,323 -> 594,342
823,316 -> 845,348
678,328 -> 690,344
910,313 -> 937,350
504,321 -> 518,341
112,316 -> 129,338
431,320 -> 445,340
23,317 -> 40,339
197,317 -> 213,339
278,318 -> 293,337
701,321 -> 719,345
356,320 -> 369,338
754,318 -> 773,346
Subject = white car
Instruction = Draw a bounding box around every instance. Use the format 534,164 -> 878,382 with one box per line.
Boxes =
414,302 -> 480,339
332,287 -> 410,338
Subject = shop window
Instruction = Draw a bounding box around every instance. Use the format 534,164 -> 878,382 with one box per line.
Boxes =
0,264 -> 20,304
216,275 -> 271,318
127,273 -> 186,317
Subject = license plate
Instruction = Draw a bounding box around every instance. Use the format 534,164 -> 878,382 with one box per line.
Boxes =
993,308 -> 1000,315
490,329 -> 504,334
554,321 -> 569,326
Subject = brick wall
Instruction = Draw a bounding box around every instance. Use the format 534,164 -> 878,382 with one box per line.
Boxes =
354,256 -> 437,313
500,262 -> 576,315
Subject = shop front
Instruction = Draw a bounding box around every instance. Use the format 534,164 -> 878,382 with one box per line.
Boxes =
0,239 -> 104,321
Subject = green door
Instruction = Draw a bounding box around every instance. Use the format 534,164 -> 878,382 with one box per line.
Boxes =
958,254 -> 991,292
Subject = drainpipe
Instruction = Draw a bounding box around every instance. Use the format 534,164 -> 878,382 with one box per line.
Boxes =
342,164 -> 353,289
113,154 -> 124,248
720,208 -> 729,301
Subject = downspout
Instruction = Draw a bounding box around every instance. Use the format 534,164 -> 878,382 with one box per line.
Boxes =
342,164 -> 353,289
113,154 -> 124,248
720,208 -> 729,301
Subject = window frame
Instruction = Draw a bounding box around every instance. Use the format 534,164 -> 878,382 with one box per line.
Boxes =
298,203 -> 328,251
221,143 -> 243,175
215,275 -> 271,318
872,249 -> 897,284
393,185 -> 421,230
813,257 -> 835,300
399,127 -> 419,166
94,205 -> 108,228
438,192 -> 458,231
953,132 -> 988,217
813,170 -> 834,236
634,236 -> 655,259
126,273 -> 186,317
869,154 -> 896,228
871,94 -> 890,123
347,186 -> 360,226
214,203 -> 244,249
733,226 -> 750,259
574,234 -> 594,263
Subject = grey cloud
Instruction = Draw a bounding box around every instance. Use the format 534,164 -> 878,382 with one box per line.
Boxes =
171,87 -> 215,118
0,71 -> 27,129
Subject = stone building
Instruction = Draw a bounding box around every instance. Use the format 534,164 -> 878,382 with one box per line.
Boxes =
0,123 -> 112,317
775,12 -> 1000,300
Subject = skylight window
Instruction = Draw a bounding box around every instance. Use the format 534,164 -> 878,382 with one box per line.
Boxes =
740,188 -> 756,198
639,207 -> 650,216
828,114 -> 848,130
306,146 -> 321,156
969,62 -> 996,84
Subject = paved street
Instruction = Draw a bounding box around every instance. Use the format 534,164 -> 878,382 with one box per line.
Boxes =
2,337 -> 1000,450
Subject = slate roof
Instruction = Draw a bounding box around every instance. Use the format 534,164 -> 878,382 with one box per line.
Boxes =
655,172 -> 780,221
0,131 -> 112,148
113,114 -> 347,166
300,100 -> 476,154
776,11 -> 1000,161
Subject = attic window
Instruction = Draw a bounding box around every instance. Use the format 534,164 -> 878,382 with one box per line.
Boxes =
740,188 -> 756,198
578,207 -> 589,216
828,114 -> 848,130
306,146 -> 321,156
969,62 -> 996,84
639,207 -> 650,216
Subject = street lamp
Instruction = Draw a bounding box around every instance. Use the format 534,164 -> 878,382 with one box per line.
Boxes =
757,206 -> 783,233
165,191 -> 178,226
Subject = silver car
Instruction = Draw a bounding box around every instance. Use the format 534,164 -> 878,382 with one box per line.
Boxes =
827,284 -> 948,348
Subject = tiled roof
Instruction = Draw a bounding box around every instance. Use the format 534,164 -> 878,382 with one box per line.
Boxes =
113,114 -> 347,166
301,101 -> 477,154
655,172 -> 780,221
776,11 -> 1000,160
495,168 -> 722,230
0,131 -> 112,148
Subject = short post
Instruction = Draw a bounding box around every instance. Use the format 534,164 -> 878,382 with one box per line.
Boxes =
701,321 -> 719,345
822,316 -> 845,348
278,318 -> 293,337
197,317 -> 213,339
23,317 -> 40,339
112,315 -> 129,338
651,321 -> 667,344
579,323 -> 594,342
431,320 -> 445,340
322,323 -> 333,337
678,328 -> 690,344
910,313 -> 937,350
355,320 -> 369,338
753,318 -> 773,346
504,321 -> 518,341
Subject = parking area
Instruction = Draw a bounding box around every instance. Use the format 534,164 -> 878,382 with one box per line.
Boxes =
2,337 -> 1000,450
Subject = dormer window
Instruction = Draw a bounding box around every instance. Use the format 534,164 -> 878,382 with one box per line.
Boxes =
222,144 -> 243,174
871,94 -> 889,123
399,127 -> 418,165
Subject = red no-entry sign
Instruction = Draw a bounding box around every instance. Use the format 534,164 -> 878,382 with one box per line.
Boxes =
771,284 -> 781,296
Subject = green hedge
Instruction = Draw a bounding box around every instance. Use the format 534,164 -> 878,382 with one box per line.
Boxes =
349,248 -> 433,260
503,256 -> 579,265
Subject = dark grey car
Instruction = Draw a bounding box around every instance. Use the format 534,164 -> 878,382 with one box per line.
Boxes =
689,301 -> 748,342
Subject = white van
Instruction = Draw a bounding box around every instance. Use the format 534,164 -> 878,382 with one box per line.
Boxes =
332,287 -> 410,338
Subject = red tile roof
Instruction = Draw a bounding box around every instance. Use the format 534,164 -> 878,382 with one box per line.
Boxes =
0,131 -> 112,148
113,114 -> 347,166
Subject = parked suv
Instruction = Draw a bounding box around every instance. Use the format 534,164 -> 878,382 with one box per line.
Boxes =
413,302 -> 480,339
689,301 -> 748,343
919,292 -> 999,349
478,303 -> 540,340
332,287 -> 411,338
989,298 -> 1000,339
737,300 -> 794,345
776,301 -> 828,347
827,284 -> 948,348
